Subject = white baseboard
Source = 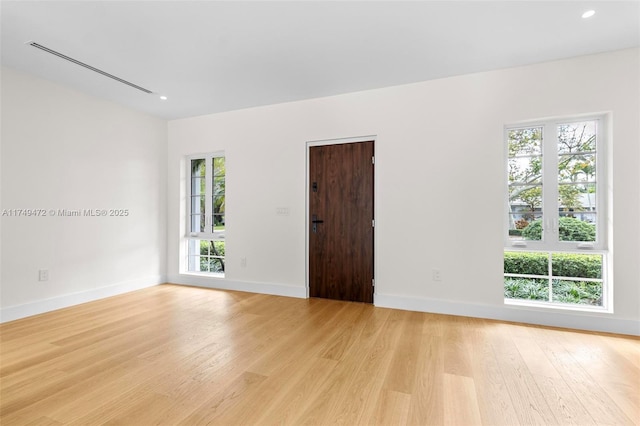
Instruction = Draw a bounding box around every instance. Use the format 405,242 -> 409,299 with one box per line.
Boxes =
171,277 -> 638,335
374,293 -> 640,336
167,274 -> 307,299
5,275 -> 634,336
0,275 -> 164,323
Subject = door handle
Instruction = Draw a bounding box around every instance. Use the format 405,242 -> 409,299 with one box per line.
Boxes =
312,215 -> 324,233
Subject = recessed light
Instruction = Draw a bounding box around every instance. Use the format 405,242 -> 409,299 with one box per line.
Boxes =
160,95 -> 168,100
582,10 -> 595,19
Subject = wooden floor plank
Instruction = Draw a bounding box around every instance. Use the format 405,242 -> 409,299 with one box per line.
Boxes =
245,356 -> 340,426
289,308 -> 405,425
533,374 -> 598,425
368,390 -> 411,426
529,325 -> 637,425
553,328 -> 640,424
443,373 -> 482,425
1,284 -> 638,425
469,323 -> 521,426
407,334 -> 445,426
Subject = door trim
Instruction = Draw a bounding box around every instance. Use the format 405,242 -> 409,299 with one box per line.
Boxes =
305,135 -> 377,300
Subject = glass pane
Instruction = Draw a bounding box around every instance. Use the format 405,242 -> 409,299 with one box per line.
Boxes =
212,156 -> 225,235
191,177 -> 205,196
509,184 -> 542,212
198,257 -> 210,272
504,251 -> 549,276
212,214 -> 225,232
508,127 -> 542,156
199,240 -> 211,256
190,159 -> 207,234
504,277 -> 549,301
187,240 -> 225,273
508,214 -> 542,240
552,280 -> 602,306
509,156 -> 542,185
557,216 -> 596,242
213,177 -> 225,196
208,258 -> 224,273
213,197 -> 225,214
552,253 -> 602,279
559,210 -> 596,224
557,182 -> 597,242
558,153 -> 595,183
508,127 -> 543,243
557,121 -> 596,154
213,157 -> 225,176
508,184 -> 543,241
212,240 -> 225,257
213,192 -> 225,233
207,240 -> 225,273
191,195 -> 205,215
191,193 -> 205,233
187,240 -> 201,272
190,215 -> 204,233
187,256 -> 202,272
559,183 -> 596,212
191,159 -> 206,177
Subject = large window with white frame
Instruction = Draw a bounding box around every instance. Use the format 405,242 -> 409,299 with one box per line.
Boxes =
186,154 -> 225,275
504,116 -> 608,309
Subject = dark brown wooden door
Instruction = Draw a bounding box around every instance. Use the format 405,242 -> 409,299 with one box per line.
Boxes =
309,141 -> 374,303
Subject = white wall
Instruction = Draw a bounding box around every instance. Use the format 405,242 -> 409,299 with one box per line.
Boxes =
0,67 -> 167,321
168,48 -> 639,335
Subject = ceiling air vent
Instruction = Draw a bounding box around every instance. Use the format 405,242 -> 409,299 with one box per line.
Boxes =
27,41 -> 153,94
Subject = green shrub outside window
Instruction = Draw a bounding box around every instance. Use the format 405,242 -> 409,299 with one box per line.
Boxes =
504,251 -> 603,306
521,217 -> 596,242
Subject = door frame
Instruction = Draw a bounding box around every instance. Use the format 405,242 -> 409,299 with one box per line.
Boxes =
305,135 -> 377,301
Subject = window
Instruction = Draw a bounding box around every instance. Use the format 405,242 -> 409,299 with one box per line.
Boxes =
504,116 -> 608,309
186,154 -> 225,274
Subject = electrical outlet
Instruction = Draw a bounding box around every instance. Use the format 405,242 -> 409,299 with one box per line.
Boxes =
432,268 -> 442,282
276,207 -> 290,216
240,257 -> 247,268
39,269 -> 49,281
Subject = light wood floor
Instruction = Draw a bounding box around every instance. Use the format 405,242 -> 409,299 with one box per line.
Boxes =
1,284 -> 638,425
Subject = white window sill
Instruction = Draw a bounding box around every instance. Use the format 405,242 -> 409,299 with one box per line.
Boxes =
181,271 -> 225,279
505,298 -> 612,314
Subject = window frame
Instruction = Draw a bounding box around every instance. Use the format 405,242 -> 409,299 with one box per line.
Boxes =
503,114 -> 610,310
503,249 -> 608,311
185,152 -> 225,275
504,115 -> 606,252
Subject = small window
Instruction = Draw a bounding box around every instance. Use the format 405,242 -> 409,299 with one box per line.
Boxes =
187,239 -> 225,273
186,154 -> 225,275
504,251 -> 603,306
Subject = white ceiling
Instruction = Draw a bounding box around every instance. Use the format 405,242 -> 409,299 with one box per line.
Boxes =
2,1 -> 639,120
